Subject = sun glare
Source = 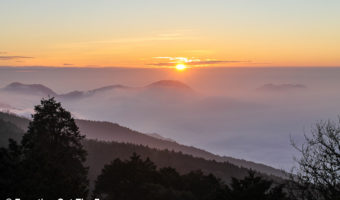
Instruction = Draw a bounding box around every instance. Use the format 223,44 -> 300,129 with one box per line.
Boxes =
175,64 -> 186,71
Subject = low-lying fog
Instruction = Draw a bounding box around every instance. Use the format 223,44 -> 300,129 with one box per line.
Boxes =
1,67 -> 340,170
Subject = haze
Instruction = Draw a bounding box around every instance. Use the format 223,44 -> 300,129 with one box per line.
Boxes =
1,67 -> 340,170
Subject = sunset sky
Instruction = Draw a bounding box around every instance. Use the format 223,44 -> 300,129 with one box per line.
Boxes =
1,0 -> 340,68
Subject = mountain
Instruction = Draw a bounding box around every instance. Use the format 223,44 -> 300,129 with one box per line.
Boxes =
59,85 -> 130,99
84,140 -> 260,187
0,112 -> 282,188
258,83 -> 307,92
147,80 -> 192,91
140,80 -> 195,101
0,111 -> 286,178
78,120 -> 286,178
1,80 -> 191,100
1,82 -> 130,99
0,112 -> 30,130
2,82 -> 57,96
147,133 -> 176,142
0,118 -> 25,146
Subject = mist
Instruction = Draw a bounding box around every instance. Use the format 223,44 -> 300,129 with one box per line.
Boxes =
1,67 -> 340,170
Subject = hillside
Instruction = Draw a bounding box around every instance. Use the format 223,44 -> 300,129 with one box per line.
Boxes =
0,113 -> 280,188
75,120 -> 286,178
0,118 -> 25,145
84,140 -> 254,187
0,111 -> 285,178
0,112 -> 30,130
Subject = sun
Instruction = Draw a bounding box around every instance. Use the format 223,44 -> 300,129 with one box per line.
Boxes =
175,64 -> 187,71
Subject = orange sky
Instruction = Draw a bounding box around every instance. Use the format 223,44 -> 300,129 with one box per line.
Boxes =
1,0 -> 340,68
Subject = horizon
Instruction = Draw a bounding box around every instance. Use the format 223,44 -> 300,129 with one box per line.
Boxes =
1,1 -> 339,198
2,65 -> 340,69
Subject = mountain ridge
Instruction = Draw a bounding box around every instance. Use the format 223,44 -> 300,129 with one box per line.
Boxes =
1,80 -> 193,99
0,111 -> 286,178
3,82 -> 57,96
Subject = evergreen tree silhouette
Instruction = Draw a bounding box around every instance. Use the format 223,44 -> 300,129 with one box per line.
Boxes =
226,170 -> 287,200
0,139 -> 23,197
93,153 -> 159,200
0,97 -> 89,199
94,153 -> 227,200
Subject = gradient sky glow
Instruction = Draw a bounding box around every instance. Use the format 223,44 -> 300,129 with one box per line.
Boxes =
1,0 -> 340,67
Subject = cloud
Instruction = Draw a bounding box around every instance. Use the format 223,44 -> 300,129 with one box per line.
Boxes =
148,57 -> 250,66
0,52 -> 7,54
0,56 -> 34,60
63,63 -> 74,66
188,60 -> 250,65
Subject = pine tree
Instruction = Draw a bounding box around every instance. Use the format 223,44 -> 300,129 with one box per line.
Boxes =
93,153 -> 159,200
0,139 -> 23,197
226,170 -> 288,200
19,97 -> 88,198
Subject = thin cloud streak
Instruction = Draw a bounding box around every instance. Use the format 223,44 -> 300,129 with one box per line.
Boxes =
149,60 -> 250,66
0,56 -> 34,60
148,57 -> 251,67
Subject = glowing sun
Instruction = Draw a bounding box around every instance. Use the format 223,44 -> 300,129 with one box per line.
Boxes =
175,64 -> 187,71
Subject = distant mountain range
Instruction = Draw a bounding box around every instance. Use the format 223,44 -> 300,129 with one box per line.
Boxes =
1,80 -> 194,100
2,81 -> 308,98
0,111 -> 286,179
258,83 -> 307,92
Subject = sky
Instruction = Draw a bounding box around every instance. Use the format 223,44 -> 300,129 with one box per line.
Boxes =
1,0 -> 340,67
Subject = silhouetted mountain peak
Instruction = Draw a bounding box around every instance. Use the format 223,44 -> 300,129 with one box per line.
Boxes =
2,81 -> 193,99
147,80 -> 192,90
89,84 -> 129,94
60,84 -> 130,99
3,82 -> 57,96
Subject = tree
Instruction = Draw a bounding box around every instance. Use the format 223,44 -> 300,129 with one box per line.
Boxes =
182,170 -> 226,200
0,139 -> 23,197
93,153 -> 160,200
93,153 -> 226,200
290,119 -> 340,200
226,170 -> 288,200
0,97 -> 89,199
